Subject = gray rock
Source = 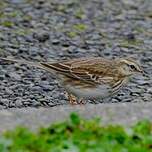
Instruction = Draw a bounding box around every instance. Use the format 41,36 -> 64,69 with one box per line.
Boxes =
0,74 -> 5,81
31,86 -> 43,92
33,31 -> 50,42
9,72 -> 21,80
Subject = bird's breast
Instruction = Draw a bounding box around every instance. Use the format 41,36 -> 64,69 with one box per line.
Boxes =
64,83 -> 111,100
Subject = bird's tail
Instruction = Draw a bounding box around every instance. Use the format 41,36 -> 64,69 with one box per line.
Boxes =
0,57 -> 68,75
0,57 -> 48,70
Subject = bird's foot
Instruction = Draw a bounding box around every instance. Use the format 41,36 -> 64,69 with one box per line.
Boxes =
64,92 -> 78,105
64,92 -> 86,105
69,95 -> 78,105
78,99 -> 87,105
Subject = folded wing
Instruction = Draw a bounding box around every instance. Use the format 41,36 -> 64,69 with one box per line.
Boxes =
40,57 -> 115,85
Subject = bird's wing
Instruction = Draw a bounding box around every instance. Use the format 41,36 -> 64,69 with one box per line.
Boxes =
40,57 -> 115,84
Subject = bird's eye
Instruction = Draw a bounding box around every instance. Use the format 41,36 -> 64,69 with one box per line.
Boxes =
129,64 -> 136,70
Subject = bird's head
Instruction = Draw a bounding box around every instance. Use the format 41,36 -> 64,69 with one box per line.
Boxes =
118,58 -> 143,76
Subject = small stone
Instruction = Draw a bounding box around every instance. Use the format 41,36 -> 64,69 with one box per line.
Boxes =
142,94 -> 151,102
0,99 -> 9,106
52,39 -> 60,45
0,74 -> 5,81
147,87 -> 152,93
126,33 -> 135,40
5,88 -> 14,95
31,86 -> 43,92
8,101 -> 16,108
33,31 -> 50,42
22,100 -> 33,107
25,35 -> 34,42
41,85 -> 53,91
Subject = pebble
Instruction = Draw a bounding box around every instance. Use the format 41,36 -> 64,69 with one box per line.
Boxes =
31,86 -> 43,92
52,39 -> 60,45
147,87 -> 152,93
126,33 -> 136,40
0,74 -> 5,81
33,31 -> 50,42
9,72 -> 21,80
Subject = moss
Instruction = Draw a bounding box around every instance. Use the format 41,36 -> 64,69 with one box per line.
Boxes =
118,39 -> 143,50
73,23 -> 87,32
56,5 -> 67,12
0,12 -> 4,18
67,31 -> 78,38
134,26 -> 146,34
8,11 -> 19,18
1,21 -> 14,27
75,9 -> 85,19
67,23 -> 87,38
0,1 -> 7,9
14,29 -> 32,36
0,10 -> 22,20
0,48 -> 5,55
134,26 -> 152,37
22,14 -> 32,21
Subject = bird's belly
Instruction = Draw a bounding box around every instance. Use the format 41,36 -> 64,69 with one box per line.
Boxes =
65,84 -> 111,100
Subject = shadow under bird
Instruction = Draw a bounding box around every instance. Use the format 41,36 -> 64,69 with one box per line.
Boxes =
0,57 -> 143,104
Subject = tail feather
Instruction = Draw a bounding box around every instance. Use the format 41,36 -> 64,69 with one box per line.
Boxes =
0,57 -> 68,74
0,57 -> 46,70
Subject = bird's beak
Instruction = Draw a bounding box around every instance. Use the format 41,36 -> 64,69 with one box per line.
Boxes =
138,68 -> 144,75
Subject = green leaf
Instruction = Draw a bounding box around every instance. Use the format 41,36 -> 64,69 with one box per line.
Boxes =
70,113 -> 81,125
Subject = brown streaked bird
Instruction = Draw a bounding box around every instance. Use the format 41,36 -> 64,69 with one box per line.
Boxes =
0,57 -> 143,104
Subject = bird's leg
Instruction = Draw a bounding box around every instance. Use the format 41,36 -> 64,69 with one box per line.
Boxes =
64,92 -> 78,105
78,98 -> 87,105
64,92 -> 86,105
69,94 -> 78,105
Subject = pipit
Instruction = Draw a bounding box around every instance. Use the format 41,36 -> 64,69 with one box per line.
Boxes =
0,57 -> 143,104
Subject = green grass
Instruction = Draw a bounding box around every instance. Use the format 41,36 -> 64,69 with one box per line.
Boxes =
0,113 -> 152,152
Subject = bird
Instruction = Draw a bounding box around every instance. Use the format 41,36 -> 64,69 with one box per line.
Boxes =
0,57 -> 143,105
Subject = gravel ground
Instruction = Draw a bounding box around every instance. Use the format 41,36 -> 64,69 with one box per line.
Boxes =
0,0 -> 151,109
